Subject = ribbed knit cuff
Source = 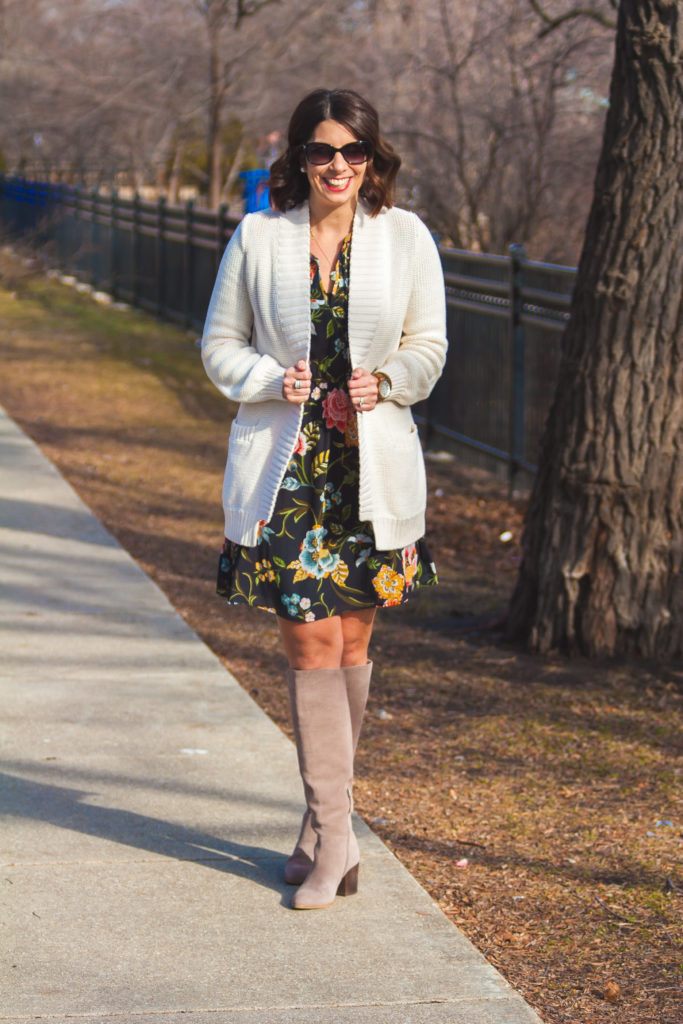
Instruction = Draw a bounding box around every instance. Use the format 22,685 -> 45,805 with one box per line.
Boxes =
376,358 -> 410,405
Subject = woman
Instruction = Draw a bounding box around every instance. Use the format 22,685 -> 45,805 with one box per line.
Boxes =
201,88 -> 447,910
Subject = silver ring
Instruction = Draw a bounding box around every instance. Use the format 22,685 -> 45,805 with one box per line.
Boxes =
359,397 -> 364,408
294,379 -> 302,390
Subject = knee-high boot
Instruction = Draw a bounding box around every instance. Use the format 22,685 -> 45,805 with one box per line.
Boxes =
287,667 -> 360,909
284,662 -> 372,886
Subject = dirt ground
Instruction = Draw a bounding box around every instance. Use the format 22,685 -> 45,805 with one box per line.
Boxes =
1,249 -> 681,1024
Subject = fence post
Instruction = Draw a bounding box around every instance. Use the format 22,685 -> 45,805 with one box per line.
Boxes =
508,243 -> 526,495
90,187 -> 99,288
132,192 -> 141,308
110,187 -> 118,300
72,185 -> 82,278
216,203 -> 228,274
156,194 -> 166,317
45,181 -> 56,262
183,198 -> 194,328
58,183 -> 67,270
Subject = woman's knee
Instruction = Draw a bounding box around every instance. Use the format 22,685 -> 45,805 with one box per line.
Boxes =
278,615 -> 344,669
340,608 -> 376,666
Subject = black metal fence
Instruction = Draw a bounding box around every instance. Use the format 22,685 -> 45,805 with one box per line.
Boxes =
0,176 -> 575,489
0,177 -> 238,328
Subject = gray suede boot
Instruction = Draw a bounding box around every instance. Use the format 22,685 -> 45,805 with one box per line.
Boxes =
287,666 -> 360,910
284,662 -> 372,885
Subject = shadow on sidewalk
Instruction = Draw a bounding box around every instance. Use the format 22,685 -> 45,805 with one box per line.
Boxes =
0,496 -> 119,546
1,771 -> 292,900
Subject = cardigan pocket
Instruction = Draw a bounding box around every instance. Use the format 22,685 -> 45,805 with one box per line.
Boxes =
228,421 -> 258,445
223,420 -> 264,512
369,423 -> 426,522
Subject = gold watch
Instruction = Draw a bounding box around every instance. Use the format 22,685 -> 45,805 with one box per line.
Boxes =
373,371 -> 392,402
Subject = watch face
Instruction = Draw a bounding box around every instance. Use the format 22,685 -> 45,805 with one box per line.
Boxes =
379,378 -> 391,399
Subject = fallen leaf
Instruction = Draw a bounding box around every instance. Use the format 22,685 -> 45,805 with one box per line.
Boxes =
604,980 -> 620,1003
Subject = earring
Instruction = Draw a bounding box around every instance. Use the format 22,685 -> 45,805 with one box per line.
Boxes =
300,167 -> 306,173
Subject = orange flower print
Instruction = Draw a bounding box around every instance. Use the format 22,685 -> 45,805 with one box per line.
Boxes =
344,414 -> 359,447
372,565 -> 405,606
255,559 -> 276,583
402,544 -> 418,588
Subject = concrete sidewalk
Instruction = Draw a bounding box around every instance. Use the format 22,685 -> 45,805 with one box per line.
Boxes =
0,405 -> 543,1024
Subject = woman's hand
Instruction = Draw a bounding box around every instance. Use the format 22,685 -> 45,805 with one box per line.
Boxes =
282,359 -> 312,403
347,366 -> 379,413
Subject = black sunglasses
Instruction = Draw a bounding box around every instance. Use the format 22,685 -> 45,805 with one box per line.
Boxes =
300,141 -> 372,166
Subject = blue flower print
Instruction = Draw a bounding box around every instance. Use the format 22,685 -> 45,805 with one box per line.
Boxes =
298,526 -> 340,578
348,531 -> 373,567
322,483 -> 342,512
281,593 -> 301,616
257,522 -> 275,543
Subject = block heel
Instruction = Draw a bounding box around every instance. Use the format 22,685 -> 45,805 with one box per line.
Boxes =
337,861 -> 359,897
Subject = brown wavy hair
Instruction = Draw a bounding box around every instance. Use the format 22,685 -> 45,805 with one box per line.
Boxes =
269,89 -> 401,217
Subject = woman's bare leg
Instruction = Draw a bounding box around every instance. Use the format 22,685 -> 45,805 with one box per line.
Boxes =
278,607 -> 376,669
278,615 -> 343,669
340,607 -> 376,666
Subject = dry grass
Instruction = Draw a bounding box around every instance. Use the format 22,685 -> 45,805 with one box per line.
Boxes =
1,249 -> 681,1024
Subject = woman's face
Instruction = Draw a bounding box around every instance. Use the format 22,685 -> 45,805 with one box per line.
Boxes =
303,119 -> 368,218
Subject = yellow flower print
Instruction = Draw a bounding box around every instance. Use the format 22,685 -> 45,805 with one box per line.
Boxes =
255,559 -> 276,583
372,565 -> 405,606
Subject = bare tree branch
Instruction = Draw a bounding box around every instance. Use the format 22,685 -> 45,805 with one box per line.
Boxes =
527,0 -> 617,39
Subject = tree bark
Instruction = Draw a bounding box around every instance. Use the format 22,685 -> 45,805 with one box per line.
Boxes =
507,0 -> 683,658
206,20 -> 225,210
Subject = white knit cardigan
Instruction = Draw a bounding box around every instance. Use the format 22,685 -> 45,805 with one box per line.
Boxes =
201,200 -> 447,550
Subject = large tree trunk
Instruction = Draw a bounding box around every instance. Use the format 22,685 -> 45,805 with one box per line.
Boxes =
507,0 -> 683,659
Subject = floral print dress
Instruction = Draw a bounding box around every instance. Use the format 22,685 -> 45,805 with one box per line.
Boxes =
216,233 -> 438,621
